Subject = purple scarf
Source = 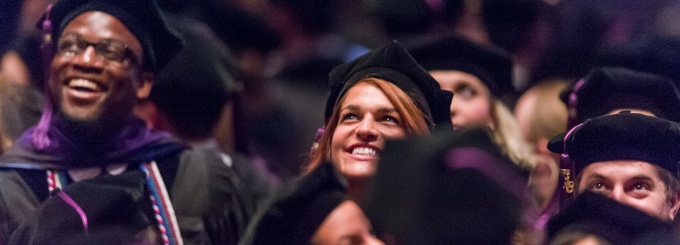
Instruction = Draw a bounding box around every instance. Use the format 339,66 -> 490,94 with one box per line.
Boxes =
10,118 -> 184,168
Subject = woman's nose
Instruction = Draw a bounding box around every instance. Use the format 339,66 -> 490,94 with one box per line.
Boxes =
356,116 -> 378,141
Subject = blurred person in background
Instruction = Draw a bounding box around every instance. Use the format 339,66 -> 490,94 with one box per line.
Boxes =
241,162 -> 384,245
409,35 -> 534,171
363,128 -> 536,245
137,16 -> 276,212
514,80 -> 568,223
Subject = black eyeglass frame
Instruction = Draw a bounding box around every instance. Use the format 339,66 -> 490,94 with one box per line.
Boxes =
56,33 -> 140,64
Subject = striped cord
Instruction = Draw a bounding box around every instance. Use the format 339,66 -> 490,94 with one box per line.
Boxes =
46,170 -> 66,192
141,161 -> 184,245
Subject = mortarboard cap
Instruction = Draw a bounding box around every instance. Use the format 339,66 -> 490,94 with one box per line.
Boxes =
240,163 -> 347,245
363,128 -> 531,245
548,112 -> 680,178
546,191 -> 675,245
363,0 -> 433,36
408,36 -> 515,97
326,40 -> 453,129
194,2 -> 280,54
596,35 -> 680,86
149,22 -> 238,139
47,0 -> 183,72
560,67 -> 680,125
11,171 -> 153,245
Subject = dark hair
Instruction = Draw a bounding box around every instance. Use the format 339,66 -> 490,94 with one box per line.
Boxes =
657,166 -> 680,201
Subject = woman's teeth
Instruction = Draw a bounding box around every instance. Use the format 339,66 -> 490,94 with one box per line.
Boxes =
352,147 -> 377,157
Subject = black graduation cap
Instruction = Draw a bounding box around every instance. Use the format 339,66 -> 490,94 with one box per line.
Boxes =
47,0 -> 183,72
548,112 -> 680,177
362,128 -> 531,245
149,21 -> 237,138
546,191 -> 675,245
193,2 -> 280,54
240,163 -> 348,245
560,67 -> 680,126
11,171 -> 153,245
596,35 -> 680,86
363,0 -> 433,36
325,40 -> 453,129
408,35 -> 515,97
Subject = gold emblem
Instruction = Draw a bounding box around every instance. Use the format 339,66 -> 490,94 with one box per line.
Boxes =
561,169 -> 575,194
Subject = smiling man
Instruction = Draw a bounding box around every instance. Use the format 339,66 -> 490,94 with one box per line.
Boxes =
50,11 -> 151,140
0,0 -> 252,244
549,112 -> 680,222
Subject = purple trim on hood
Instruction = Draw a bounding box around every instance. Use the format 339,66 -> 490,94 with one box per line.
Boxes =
14,118 -> 180,167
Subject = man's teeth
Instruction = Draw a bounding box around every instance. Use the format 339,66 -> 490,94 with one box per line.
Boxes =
68,79 -> 98,91
352,147 -> 377,157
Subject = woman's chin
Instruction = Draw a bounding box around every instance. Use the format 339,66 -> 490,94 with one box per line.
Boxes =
339,161 -> 378,179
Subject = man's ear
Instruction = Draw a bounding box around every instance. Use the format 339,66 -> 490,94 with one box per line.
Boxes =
668,191 -> 680,221
137,72 -> 154,100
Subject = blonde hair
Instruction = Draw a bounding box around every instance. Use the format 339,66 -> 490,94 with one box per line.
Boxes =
518,80 -> 568,145
490,100 -> 535,170
304,78 -> 430,174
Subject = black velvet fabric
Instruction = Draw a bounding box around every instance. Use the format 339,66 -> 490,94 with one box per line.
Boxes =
241,163 -> 347,245
326,40 -> 453,130
560,67 -> 680,124
363,128 -> 530,245
548,112 -> 680,176
547,191 -> 675,245
408,35 -> 514,97
46,0 -> 182,72
11,171 -> 153,245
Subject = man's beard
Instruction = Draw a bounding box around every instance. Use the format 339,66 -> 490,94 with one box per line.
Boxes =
54,109 -> 131,147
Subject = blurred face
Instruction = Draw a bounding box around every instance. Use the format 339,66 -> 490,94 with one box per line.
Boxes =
430,70 -> 492,129
312,200 -> 384,245
50,11 -> 151,125
331,83 -> 406,178
578,160 -> 680,221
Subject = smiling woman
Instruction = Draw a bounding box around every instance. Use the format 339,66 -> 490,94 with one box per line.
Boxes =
304,41 -> 453,200
328,79 -> 418,179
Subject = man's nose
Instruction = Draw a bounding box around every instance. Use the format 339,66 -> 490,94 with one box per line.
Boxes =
72,46 -> 105,68
609,186 -> 626,203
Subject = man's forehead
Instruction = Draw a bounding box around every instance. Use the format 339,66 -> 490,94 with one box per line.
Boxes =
63,11 -> 143,62
583,160 -> 660,177
48,0 -> 182,71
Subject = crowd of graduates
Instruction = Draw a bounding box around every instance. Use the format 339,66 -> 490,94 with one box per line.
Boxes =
1,0 -> 680,244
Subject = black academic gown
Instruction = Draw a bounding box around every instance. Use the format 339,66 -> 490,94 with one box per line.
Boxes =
0,120 -> 253,245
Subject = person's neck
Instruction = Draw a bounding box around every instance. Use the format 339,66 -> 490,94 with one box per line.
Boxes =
52,112 -> 131,153
346,177 -> 369,201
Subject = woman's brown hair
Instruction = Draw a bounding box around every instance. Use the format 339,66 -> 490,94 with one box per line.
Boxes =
304,78 -> 429,174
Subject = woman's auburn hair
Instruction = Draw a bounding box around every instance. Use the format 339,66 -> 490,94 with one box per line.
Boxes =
304,78 -> 430,174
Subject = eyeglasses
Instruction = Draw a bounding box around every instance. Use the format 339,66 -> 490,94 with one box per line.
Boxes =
57,33 -> 139,64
